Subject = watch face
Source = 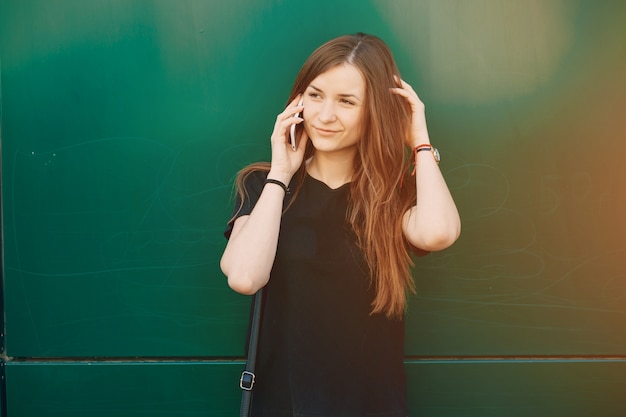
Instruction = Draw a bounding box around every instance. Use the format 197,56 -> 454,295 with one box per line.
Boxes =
433,147 -> 441,163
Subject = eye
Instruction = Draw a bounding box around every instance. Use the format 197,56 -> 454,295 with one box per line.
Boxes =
308,92 -> 322,99
341,98 -> 356,106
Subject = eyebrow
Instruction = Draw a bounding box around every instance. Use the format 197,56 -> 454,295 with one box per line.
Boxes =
309,84 -> 362,102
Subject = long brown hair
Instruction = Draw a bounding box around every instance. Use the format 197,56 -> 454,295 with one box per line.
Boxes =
234,33 -> 417,318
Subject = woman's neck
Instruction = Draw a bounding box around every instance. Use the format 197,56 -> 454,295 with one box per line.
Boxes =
306,150 -> 356,189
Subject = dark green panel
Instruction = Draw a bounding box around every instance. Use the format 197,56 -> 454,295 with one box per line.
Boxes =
400,1 -> 626,355
2,0 -> 626,359
406,360 -> 626,417
0,0 -> 254,357
4,361 -> 242,416
1,133 -> 251,356
0,0 -> 396,357
5,360 -> 626,416
0,363 -> 5,417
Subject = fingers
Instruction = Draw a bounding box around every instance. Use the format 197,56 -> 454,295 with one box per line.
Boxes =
390,86 -> 411,99
391,76 -> 418,97
393,75 -> 418,95
275,95 -> 304,128
273,115 -> 303,146
285,94 -> 305,118
272,113 -> 302,146
296,127 -> 309,153
389,76 -> 429,145
276,96 -> 304,122
275,113 -> 302,129
390,76 -> 424,109
270,95 -> 308,162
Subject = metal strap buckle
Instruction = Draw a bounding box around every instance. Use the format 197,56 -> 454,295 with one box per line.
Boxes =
240,371 -> 256,391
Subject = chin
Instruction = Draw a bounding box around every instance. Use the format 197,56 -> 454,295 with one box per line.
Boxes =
309,136 -> 333,150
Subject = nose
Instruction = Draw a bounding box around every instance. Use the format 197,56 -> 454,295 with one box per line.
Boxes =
318,100 -> 337,123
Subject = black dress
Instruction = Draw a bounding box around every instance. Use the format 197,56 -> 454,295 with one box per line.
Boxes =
226,170 -> 408,417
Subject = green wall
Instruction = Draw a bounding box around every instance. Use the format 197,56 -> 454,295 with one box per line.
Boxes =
1,0 -> 625,415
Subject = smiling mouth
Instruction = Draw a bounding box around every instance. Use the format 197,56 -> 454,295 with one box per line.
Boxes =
313,126 -> 340,134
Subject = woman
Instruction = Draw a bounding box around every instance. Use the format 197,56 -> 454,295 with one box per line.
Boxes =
221,33 -> 460,417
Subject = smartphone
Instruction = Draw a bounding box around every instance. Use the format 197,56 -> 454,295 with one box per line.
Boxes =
289,96 -> 304,151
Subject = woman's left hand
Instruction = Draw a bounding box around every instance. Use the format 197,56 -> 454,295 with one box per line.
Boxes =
390,76 -> 430,147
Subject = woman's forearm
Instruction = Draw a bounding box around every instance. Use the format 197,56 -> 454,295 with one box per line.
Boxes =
220,182 -> 286,294
403,150 -> 461,251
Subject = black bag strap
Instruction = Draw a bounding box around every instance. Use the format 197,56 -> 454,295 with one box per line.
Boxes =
239,288 -> 264,417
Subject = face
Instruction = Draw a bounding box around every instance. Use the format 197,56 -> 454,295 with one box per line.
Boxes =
302,64 -> 366,155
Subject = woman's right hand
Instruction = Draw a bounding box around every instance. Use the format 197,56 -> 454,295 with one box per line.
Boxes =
268,95 -> 308,183
221,96 -> 308,295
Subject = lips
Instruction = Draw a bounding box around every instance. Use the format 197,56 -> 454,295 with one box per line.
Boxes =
313,126 -> 340,135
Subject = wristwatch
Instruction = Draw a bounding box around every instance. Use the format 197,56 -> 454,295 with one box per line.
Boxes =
416,146 -> 440,164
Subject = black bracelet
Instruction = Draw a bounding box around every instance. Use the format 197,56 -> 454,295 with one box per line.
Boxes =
264,178 -> 290,194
